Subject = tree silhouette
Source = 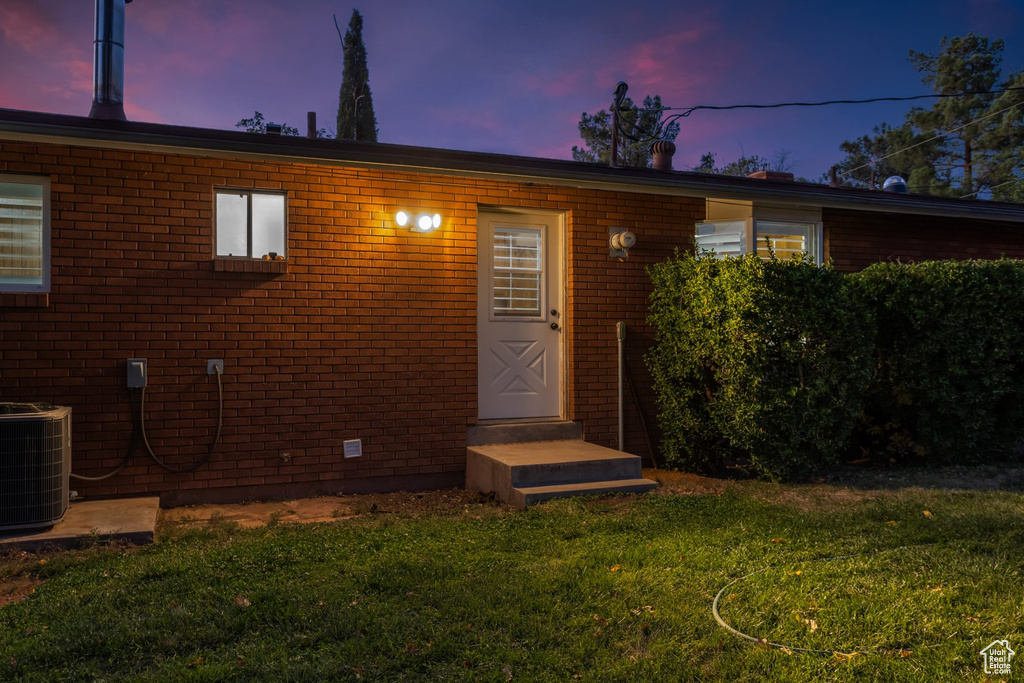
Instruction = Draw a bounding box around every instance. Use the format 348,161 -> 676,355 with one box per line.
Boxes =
336,10 -> 378,142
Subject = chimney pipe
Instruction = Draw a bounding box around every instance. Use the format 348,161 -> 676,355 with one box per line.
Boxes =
307,112 -> 317,139
89,0 -> 131,121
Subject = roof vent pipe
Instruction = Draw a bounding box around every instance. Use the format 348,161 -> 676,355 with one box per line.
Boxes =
89,0 -> 131,121
307,112 -> 317,139
651,140 -> 676,172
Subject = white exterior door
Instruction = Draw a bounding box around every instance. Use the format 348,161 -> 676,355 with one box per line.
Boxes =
477,210 -> 563,420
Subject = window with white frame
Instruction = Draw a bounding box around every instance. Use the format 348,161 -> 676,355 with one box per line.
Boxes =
215,190 -> 286,258
754,221 -> 819,261
695,200 -> 822,263
0,176 -> 49,292
694,220 -> 747,258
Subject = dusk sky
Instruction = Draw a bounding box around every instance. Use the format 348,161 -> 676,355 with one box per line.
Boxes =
2,0 -> 1023,180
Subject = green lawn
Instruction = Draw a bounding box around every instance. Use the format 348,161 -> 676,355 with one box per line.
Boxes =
1,479 -> 1022,681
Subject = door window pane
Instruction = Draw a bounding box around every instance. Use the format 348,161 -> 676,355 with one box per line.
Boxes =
493,227 -> 542,317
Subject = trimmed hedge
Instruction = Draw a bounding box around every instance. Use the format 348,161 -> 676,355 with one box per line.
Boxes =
852,259 -> 1024,463
647,251 -> 873,480
648,254 -> 1024,480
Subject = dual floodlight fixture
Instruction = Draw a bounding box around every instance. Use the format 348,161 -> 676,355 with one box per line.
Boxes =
395,211 -> 442,232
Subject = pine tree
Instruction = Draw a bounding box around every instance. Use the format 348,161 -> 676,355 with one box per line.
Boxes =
336,10 -> 378,142
834,33 -> 1024,199
572,95 -> 679,168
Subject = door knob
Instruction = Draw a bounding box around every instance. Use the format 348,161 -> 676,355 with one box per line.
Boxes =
551,309 -> 559,316
551,322 -> 560,331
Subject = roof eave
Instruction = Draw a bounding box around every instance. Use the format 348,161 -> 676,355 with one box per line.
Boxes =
2,108 -> 1023,224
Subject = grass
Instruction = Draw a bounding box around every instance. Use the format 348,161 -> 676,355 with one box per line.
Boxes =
1,480 -> 1023,681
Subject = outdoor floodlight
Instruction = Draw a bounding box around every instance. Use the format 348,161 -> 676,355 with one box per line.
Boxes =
395,210 -> 442,232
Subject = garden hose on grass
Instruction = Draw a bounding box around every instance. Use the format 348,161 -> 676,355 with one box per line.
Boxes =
70,364 -> 224,480
711,545 -> 939,658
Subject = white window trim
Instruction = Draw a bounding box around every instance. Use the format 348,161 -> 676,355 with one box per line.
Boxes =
0,174 -> 50,293
754,219 -> 823,263
697,200 -> 823,263
214,188 -> 288,259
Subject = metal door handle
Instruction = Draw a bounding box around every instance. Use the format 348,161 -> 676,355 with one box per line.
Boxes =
551,322 -> 560,331
551,309 -> 559,316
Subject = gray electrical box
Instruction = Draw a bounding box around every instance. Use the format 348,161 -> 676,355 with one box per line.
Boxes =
127,358 -> 147,388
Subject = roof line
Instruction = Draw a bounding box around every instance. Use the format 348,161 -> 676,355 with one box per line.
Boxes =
2,108 -> 1024,223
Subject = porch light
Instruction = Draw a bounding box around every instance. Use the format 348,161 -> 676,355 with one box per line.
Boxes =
395,210 -> 442,232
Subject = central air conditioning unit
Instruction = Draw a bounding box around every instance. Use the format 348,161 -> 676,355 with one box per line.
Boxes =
0,403 -> 71,533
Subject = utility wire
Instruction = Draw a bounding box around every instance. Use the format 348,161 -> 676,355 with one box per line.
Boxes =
657,86 -> 1024,119
837,100 -> 1022,178
609,81 -> 1024,183
961,176 -> 1022,199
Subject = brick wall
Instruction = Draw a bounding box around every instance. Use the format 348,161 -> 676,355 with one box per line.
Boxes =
825,207 -> 1024,271
0,140 -> 698,504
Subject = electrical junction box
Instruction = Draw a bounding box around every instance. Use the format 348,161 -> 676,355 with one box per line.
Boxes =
127,358 -> 147,388
343,439 -> 362,458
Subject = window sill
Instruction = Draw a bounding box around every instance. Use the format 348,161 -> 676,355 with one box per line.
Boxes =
0,292 -> 49,307
214,258 -> 289,275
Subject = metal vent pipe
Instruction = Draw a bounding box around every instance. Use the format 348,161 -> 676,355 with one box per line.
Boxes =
89,0 -> 131,120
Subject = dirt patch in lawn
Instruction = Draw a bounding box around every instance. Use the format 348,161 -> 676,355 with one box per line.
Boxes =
159,487 -> 503,533
645,468 -> 730,497
0,575 -> 43,608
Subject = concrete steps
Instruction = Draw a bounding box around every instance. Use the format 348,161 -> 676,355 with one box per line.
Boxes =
466,423 -> 657,508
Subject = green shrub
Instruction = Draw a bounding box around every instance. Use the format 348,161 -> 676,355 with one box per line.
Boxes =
851,259 -> 1024,462
647,251 -> 874,480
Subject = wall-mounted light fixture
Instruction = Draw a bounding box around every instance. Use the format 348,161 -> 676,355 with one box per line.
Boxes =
395,210 -> 442,232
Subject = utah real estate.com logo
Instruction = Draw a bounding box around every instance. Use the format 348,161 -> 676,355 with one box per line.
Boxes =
980,639 -> 1015,676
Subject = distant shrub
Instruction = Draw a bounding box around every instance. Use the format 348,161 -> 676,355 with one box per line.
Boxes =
851,259 -> 1024,463
647,251 -> 874,480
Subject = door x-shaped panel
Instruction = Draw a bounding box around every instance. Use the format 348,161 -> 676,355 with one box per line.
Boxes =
489,340 -> 547,396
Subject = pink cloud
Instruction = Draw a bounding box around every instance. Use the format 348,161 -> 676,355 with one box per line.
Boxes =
131,2 -> 279,72
514,7 -> 730,115
123,99 -> 166,124
624,27 -> 710,92
0,5 -> 62,54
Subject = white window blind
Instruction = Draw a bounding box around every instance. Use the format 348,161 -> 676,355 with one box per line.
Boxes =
755,221 -> 818,262
0,180 -> 46,291
695,220 -> 746,258
492,227 -> 542,317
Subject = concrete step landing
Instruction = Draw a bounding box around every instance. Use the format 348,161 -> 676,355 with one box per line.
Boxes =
466,438 -> 657,509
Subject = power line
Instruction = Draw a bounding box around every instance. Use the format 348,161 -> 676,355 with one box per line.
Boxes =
657,86 -> 1024,120
606,82 -> 1024,182
961,176 -> 1022,199
837,100 -> 1022,178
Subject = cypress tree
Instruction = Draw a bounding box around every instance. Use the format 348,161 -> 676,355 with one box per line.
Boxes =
336,9 -> 378,141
